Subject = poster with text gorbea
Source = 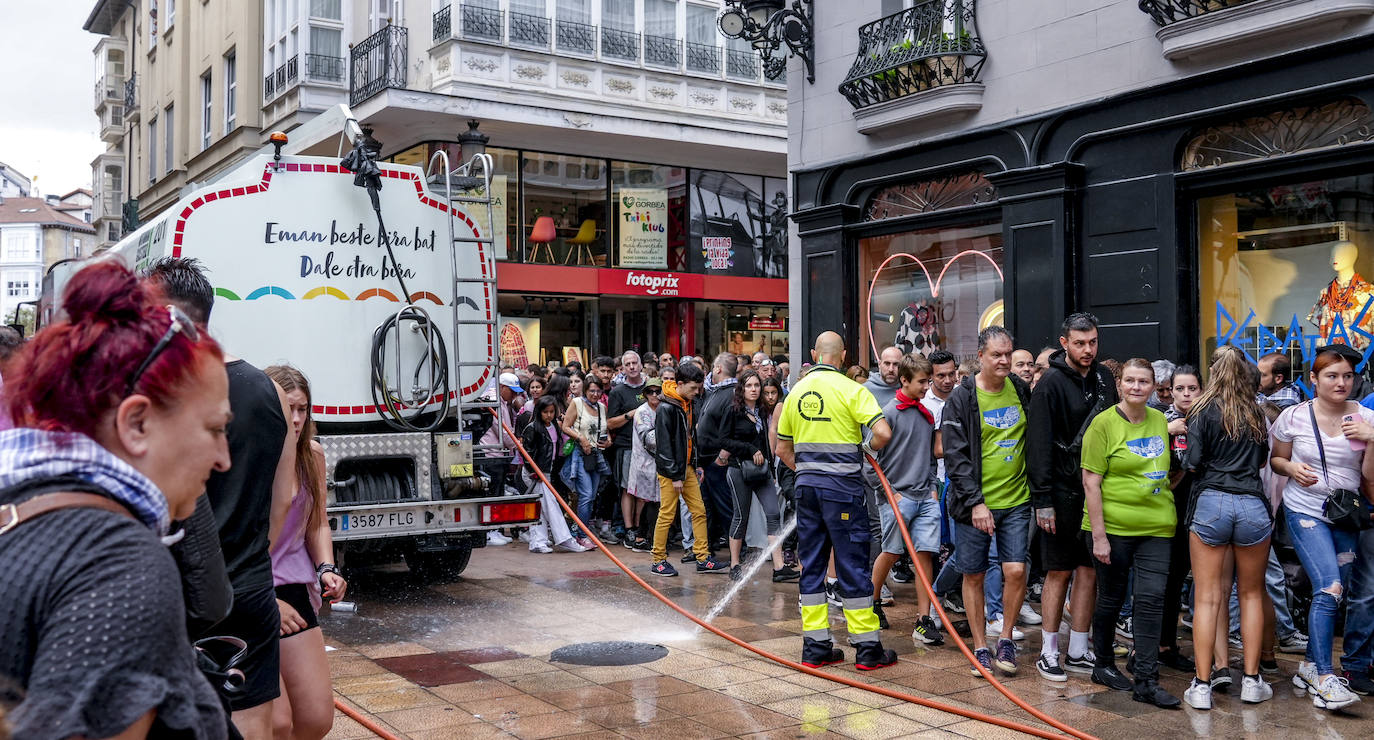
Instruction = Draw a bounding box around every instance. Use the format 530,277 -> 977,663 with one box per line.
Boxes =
618,187 -> 668,269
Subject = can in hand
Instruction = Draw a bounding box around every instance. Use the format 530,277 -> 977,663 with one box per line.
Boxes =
330,601 -> 358,614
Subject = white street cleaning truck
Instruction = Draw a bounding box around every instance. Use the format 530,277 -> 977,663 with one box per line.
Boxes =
50,108 -> 538,578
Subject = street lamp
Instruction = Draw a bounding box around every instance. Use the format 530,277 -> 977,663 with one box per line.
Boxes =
717,0 -> 815,83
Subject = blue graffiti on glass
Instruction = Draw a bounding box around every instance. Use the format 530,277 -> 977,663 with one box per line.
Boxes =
982,406 -> 1020,430
1215,299 -> 1374,397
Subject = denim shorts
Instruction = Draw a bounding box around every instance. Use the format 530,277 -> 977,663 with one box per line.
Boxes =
879,495 -> 941,555
954,503 -> 1032,574
1190,488 -> 1272,547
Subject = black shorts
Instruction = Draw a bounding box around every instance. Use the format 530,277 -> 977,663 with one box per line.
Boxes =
274,583 -> 320,637
1039,499 -> 1094,572
213,585 -> 282,711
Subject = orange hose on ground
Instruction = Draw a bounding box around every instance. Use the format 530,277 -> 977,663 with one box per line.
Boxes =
494,412 -> 1095,740
866,454 -> 1097,740
335,696 -> 404,740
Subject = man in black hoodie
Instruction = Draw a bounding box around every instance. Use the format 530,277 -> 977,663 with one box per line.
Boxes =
696,352 -> 740,551
1026,313 -> 1118,682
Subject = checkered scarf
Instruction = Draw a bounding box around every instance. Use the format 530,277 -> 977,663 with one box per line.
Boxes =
0,428 -> 170,535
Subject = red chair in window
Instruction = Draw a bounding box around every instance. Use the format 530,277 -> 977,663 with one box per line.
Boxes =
528,216 -> 557,264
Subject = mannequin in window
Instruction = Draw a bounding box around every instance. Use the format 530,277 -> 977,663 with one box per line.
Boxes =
1308,240 -> 1374,349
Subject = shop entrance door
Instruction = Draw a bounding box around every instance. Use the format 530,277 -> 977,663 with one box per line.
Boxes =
598,300 -> 652,357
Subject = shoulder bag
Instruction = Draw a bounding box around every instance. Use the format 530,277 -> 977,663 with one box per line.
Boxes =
1055,368 -> 1114,457
1308,402 -> 1374,532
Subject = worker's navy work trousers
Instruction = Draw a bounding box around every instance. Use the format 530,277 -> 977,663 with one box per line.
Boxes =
796,482 -> 880,646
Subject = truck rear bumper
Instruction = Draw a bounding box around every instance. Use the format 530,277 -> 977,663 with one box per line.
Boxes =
328,494 -> 540,542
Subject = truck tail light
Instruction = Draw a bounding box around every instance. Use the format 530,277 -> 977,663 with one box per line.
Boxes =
481,502 -> 538,524
453,508 -> 462,522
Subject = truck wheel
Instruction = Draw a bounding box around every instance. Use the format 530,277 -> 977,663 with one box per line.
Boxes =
404,545 -> 473,582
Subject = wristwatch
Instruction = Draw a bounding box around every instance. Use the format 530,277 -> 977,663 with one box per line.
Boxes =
316,562 -> 341,578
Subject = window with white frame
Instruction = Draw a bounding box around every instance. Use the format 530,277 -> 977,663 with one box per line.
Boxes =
73,238 -> 83,258
107,222 -> 120,242
201,72 -> 212,150
3,234 -> 37,262
310,0 -> 341,20
310,26 -> 341,60
601,0 -> 634,30
555,0 -> 589,22
645,0 -> 675,38
6,277 -> 33,298
149,117 -> 158,183
225,52 -> 237,130
164,105 -> 174,173
687,4 -> 716,45
167,0 -> 175,27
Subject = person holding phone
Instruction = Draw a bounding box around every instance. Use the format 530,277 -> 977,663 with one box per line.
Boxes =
1080,359 -> 1180,708
561,375 -> 611,550
1270,348 -> 1374,710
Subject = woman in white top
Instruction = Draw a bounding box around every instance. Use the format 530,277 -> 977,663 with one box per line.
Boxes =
560,374 -> 610,549
626,380 -> 663,552
1270,349 -> 1374,711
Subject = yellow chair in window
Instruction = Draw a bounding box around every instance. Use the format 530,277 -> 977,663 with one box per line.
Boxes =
563,219 -> 598,266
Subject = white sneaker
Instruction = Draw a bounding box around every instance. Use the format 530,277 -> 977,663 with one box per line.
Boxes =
487,530 -> 511,545
529,543 -> 553,554
880,584 -> 895,606
1018,602 -> 1042,626
1312,674 -> 1361,711
1184,678 -> 1212,710
985,615 -> 1026,640
517,530 -> 531,543
554,538 -> 589,553
1293,661 -> 1319,696
1240,675 -> 1273,704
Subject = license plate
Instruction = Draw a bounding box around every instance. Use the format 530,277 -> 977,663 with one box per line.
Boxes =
339,510 -> 419,532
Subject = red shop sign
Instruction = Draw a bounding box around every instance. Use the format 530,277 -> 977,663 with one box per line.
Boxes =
598,269 -> 705,298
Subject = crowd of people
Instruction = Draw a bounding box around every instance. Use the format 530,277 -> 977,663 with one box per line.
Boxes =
486,313 -> 1374,713
0,259 -> 343,740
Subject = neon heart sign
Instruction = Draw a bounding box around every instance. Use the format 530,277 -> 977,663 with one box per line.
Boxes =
865,249 -> 1005,361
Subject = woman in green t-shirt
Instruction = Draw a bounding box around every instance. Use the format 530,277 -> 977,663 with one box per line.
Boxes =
1081,358 -> 1180,708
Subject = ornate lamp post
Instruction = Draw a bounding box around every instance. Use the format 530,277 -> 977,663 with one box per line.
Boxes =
717,0 -> 815,83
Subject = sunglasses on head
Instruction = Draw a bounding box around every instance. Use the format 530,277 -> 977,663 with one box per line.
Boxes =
127,305 -> 201,395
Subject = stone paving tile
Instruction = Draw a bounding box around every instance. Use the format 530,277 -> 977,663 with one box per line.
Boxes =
533,685 -> 636,711
448,646 -> 530,664
500,669 -> 596,694
355,641 -> 434,659
487,709 -> 605,740
736,725 -> 848,740
604,675 -> 702,700
761,692 -> 872,721
566,663 -> 660,683
826,683 -> 908,708
375,651 -> 494,686
481,658 -> 566,677
322,713 -> 379,739
675,663 -> 772,689
829,707 -> 937,739
327,654 -> 393,678
716,677 -> 820,705
458,693 -> 562,720
331,673 -> 415,695
892,668 -> 987,695
942,718 -> 1042,739
689,703 -> 801,735
374,704 -> 482,732
650,688 -> 751,717
613,717 -> 732,740
430,679 -> 526,703
574,699 -> 678,728
346,687 -> 447,713
881,698 -> 971,727
405,721 -> 521,739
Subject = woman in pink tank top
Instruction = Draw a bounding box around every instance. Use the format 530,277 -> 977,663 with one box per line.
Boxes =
266,365 -> 345,740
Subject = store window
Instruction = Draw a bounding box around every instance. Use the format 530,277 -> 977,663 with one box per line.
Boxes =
521,152 -> 608,267
858,218 -> 1004,366
610,161 -> 686,270
1198,173 -> 1374,386
687,170 -> 788,279
695,303 -> 791,362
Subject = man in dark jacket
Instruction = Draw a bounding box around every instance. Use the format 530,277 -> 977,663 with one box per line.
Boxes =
649,361 -> 728,577
943,326 -> 1033,678
695,352 -> 740,550
1026,313 -> 1118,681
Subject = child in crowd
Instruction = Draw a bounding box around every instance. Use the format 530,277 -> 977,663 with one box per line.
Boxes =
871,355 -> 946,647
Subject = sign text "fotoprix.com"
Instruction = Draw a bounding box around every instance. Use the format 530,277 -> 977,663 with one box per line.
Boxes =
626,271 -> 681,296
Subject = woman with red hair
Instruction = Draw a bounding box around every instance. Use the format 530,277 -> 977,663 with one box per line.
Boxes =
0,261 -> 232,739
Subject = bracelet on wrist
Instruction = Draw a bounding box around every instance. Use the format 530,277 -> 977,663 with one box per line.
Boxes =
316,562 -> 341,578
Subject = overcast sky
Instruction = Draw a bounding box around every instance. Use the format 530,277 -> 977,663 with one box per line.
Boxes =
0,0 -> 105,197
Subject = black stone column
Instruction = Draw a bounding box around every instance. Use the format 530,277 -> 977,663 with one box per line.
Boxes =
792,203 -> 861,357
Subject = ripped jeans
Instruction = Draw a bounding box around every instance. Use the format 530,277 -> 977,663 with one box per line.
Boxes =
1284,506 -> 1361,676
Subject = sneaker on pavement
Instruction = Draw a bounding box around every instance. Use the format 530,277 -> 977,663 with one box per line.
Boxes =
1184,678 -> 1212,710
855,645 -> 899,671
826,581 -> 843,607
518,530 -> 531,543
1210,666 -> 1233,693
1159,648 -> 1196,673
697,556 -> 729,573
1341,670 -> 1374,696
555,538 -> 589,553
971,647 -> 994,678
1241,675 -> 1273,704
577,536 -> 598,550
729,565 -> 743,582
1018,602 -> 1042,626
1278,631 -> 1309,654
1064,651 -> 1096,675
913,616 -> 944,646
772,566 -> 801,582
1260,658 -> 1279,675
649,561 -> 679,577
995,639 -> 1018,675
873,603 -> 890,630
1036,653 -> 1068,682
985,615 -> 1026,640
1116,616 -> 1133,639
1312,674 -> 1361,711
879,584 -> 895,606
1294,661 -> 1319,695
529,543 -> 554,554
1228,632 -> 1243,651
1093,665 -> 1132,691
801,638 -> 844,668
486,530 -> 511,545
1180,611 -> 1193,629
941,593 -> 966,614
890,560 -> 915,583
681,552 -> 698,563
630,537 -> 652,553
1133,678 -> 1181,708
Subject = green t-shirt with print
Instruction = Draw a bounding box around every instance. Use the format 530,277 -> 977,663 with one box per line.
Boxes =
1079,406 -> 1177,538
976,380 -> 1030,510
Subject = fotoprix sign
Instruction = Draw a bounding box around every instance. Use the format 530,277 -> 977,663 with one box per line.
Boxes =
599,269 -> 704,298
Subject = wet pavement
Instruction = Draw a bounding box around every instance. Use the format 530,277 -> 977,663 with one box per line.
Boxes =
322,540 -> 1371,739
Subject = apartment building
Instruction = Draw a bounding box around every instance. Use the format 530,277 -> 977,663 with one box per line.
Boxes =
85,0 -> 265,250
0,196 -> 96,323
788,0 -> 1374,370
269,0 -> 793,361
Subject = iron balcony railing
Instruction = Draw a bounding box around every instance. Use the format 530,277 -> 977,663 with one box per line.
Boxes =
556,17 -> 596,55
287,54 -> 299,84
350,24 -> 408,105
509,11 -> 551,49
726,48 -> 759,80
602,26 -> 640,62
433,4 -> 451,39
1138,0 -> 1262,25
463,4 -> 503,41
264,72 -> 275,100
305,53 -> 345,82
644,35 -> 681,68
838,0 -> 986,110
124,73 -> 137,111
685,40 -> 721,74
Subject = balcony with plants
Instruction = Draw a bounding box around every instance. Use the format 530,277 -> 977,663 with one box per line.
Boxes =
1139,0 -> 1374,61
838,1 -> 986,134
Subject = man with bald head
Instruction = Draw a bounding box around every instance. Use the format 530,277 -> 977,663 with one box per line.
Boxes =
776,332 -> 898,671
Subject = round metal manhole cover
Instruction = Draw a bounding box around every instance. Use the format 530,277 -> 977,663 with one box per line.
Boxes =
549,641 -> 668,667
